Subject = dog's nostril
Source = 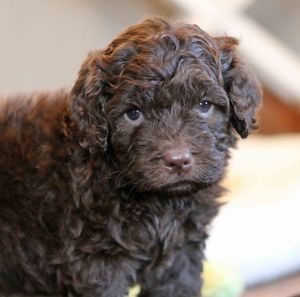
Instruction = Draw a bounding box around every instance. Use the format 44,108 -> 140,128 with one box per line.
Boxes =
163,148 -> 192,174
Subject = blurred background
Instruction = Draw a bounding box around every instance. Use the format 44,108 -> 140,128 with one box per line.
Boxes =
0,0 -> 300,296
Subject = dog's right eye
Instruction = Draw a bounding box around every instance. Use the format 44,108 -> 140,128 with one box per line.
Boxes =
125,108 -> 144,124
199,100 -> 212,113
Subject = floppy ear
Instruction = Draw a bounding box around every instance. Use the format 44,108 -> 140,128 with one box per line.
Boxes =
216,36 -> 262,138
70,51 -> 108,153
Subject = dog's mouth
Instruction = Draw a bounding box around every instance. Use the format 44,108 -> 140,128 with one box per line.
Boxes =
157,181 -> 200,197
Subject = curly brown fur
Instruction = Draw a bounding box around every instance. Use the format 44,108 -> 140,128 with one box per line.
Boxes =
0,18 -> 261,297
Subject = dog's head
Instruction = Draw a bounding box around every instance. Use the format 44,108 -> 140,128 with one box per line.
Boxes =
71,18 -> 261,196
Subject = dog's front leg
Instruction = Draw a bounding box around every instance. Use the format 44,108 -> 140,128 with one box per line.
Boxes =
139,243 -> 203,297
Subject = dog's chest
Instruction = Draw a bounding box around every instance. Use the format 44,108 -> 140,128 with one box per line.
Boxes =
118,198 -> 198,282
120,198 -> 193,259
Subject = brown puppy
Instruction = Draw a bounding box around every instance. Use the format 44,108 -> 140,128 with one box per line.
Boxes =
0,18 -> 261,297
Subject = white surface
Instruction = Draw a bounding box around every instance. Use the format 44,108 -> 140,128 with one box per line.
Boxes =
206,192 -> 300,286
205,135 -> 300,286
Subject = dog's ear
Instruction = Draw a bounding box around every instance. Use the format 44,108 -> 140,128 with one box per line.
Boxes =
216,36 -> 262,138
70,51 -> 108,153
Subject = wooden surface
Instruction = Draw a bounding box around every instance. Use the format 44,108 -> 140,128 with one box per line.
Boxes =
258,88 -> 300,134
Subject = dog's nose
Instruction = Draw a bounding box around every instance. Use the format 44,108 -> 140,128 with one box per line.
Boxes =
163,148 -> 192,174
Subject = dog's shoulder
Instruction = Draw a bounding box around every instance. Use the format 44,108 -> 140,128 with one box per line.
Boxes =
0,89 -> 74,180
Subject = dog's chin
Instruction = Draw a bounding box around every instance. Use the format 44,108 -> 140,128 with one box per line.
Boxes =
154,181 -> 202,197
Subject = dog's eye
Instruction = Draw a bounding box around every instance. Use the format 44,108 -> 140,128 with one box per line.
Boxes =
198,101 -> 212,113
126,109 -> 142,121
125,108 -> 143,123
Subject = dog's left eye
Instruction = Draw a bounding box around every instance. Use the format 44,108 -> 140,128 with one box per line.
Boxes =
198,100 -> 212,113
125,108 -> 144,124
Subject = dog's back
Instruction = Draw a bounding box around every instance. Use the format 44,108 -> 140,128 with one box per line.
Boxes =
0,91 -> 72,294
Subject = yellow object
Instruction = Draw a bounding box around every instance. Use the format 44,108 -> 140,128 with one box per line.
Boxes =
202,261 -> 244,297
128,284 -> 141,297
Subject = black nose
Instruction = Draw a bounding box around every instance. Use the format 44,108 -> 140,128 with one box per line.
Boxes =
163,148 -> 192,174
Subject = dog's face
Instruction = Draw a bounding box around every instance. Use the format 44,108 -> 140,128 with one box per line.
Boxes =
106,66 -> 231,196
71,18 -> 261,197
